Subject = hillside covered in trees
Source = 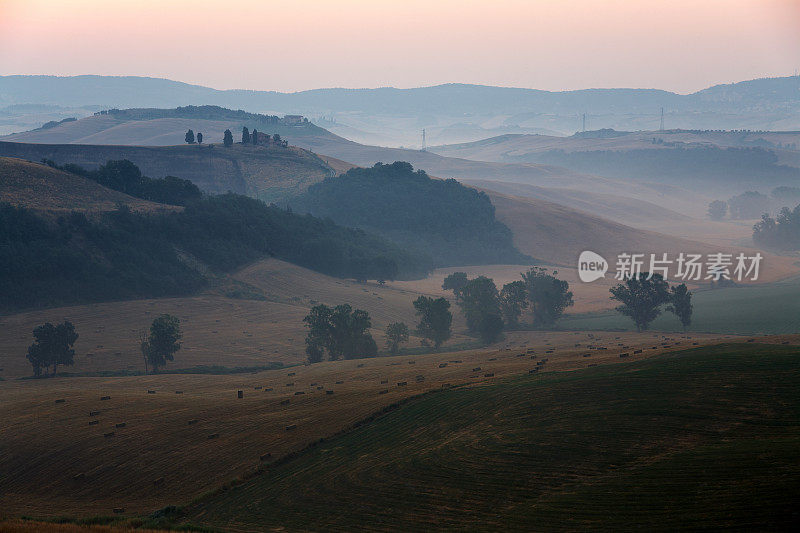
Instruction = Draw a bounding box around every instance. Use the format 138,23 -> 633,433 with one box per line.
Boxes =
291,162 -> 530,267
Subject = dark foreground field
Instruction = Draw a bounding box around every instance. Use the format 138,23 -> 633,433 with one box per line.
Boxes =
173,343 -> 800,531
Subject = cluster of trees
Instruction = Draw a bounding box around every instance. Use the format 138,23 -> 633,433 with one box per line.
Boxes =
709,192 -> 772,220
303,304 -> 378,362
444,274 -> 504,344
302,299 -> 454,363
100,106 -> 283,124
302,267 -> 575,363
291,162 -> 530,268
753,204 -> 800,250
301,297 -> 454,363
26,320 -> 78,377
709,187 -> 800,221
42,159 -> 202,206
219,128 -> 288,147
185,130 -> 203,144
727,191 -> 770,219
0,191 -> 430,311
610,273 -> 693,331
442,267 -> 573,343
24,315 -> 182,377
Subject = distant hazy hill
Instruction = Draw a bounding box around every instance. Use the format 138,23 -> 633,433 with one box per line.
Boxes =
0,110 -> 663,207
432,130 -> 800,195
0,112 -> 713,217
0,140 -> 334,203
2,75 -> 799,144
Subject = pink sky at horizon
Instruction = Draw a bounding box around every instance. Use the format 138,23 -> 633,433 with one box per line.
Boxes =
1,0 -> 799,94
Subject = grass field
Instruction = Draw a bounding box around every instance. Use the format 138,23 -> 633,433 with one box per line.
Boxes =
180,343 -> 800,531
561,275 -> 800,335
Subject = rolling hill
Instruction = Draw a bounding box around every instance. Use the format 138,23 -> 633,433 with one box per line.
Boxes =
180,343 -> 800,531
484,190 -> 795,277
432,130 -> 800,196
0,157 -> 176,213
460,177 -> 688,226
433,130 -> 800,160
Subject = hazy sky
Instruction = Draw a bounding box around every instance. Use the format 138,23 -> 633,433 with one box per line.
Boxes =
1,0 -> 799,93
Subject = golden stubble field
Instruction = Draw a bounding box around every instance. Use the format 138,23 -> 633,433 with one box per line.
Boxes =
0,259 -> 477,380
3,329 -> 785,518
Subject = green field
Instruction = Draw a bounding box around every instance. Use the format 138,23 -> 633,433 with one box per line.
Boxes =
562,276 -> 800,334
173,343 -> 800,531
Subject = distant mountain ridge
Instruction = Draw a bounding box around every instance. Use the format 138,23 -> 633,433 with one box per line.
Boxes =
2,75 -> 800,144
2,74 -> 800,114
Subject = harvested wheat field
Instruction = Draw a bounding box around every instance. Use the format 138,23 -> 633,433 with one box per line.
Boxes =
0,330 -> 777,518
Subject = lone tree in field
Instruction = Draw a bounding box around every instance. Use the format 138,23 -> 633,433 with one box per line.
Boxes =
522,267 -> 574,327
667,283 -> 693,331
708,200 -> 727,220
499,280 -> 528,328
413,296 -> 452,349
442,271 -> 469,296
303,304 -> 378,362
610,273 -> 670,331
223,129 -> 234,147
196,132 -> 203,144
26,320 -> 78,377
385,322 -> 410,355
455,276 -> 504,344
141,314 -> 182,373
242,126 -> 250,144
185,129 -> 195,144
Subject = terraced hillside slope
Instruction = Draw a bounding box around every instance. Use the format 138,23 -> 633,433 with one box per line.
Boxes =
0,141 -> 333,203
182,342 -> 800,531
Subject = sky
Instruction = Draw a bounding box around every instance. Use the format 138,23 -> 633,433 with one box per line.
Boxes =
1,0 -> 799,94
